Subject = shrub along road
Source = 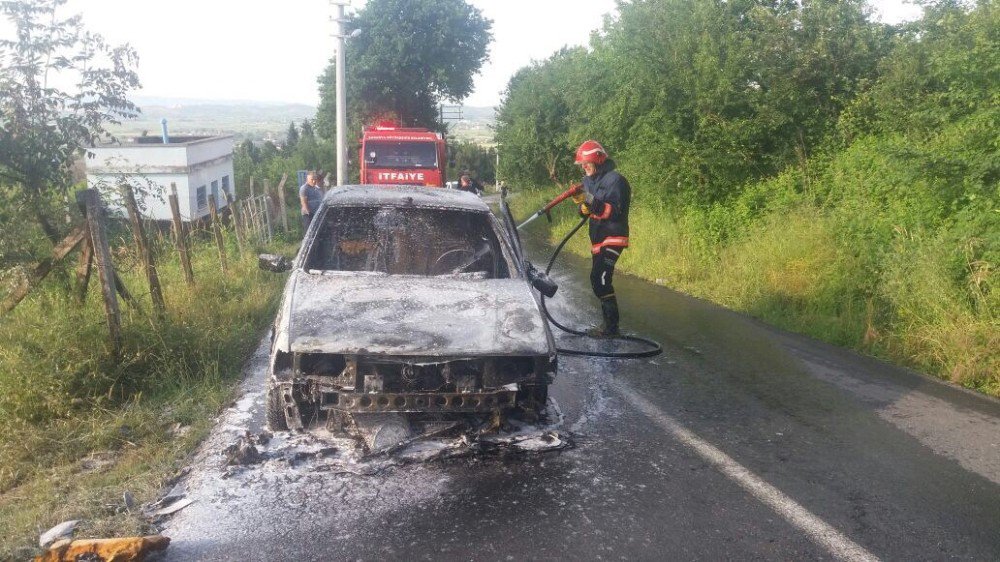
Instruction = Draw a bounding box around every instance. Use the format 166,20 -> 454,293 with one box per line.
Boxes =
158,244 -> 1000,561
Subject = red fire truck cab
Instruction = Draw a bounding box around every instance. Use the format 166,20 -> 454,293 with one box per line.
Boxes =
360,123 -> 448,187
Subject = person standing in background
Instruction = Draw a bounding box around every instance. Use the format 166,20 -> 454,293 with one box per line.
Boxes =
299,172 -> 323,234
458,173 -> 483,195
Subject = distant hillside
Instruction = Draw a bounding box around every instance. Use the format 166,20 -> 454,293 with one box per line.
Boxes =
458,105 -> 496,122
107,97 -> 495,144
446,105 -> 496,145
108,97 -> 317,141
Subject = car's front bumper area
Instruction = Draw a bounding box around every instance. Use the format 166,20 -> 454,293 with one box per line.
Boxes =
271,352 -> 554,421
304,385 -> 518,414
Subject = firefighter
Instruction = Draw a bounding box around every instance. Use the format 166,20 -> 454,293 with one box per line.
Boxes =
573,140 -> 631,338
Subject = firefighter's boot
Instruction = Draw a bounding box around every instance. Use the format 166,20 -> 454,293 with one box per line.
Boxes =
586,296 -> 620,338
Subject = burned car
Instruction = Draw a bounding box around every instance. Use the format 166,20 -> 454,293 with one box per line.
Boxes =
261,185 -> 557,440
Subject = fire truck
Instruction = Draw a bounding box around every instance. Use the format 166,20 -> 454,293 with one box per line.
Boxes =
360,122 -> 448,187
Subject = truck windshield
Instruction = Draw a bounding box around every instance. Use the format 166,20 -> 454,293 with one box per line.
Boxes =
365,141 -> 438,169
306,206 -> 511,278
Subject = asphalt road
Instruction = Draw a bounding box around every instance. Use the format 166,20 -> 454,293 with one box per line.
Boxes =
159,241 -> 1000,561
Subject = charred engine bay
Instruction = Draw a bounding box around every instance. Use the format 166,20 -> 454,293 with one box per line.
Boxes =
272,352 -> 552,428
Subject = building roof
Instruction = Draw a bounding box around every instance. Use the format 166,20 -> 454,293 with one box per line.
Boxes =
90,135 -> 234,148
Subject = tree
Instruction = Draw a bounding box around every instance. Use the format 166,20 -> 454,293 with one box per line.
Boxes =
495,0 -> 890,202
495,48 -> 587,186
447,140 -> 496,184
260,141 -> 279,162
0,0 -> 140,246
842,0 -> 999,139
286,121 -> 299,150
315,0 -> 492,141
300,118 -> 315,139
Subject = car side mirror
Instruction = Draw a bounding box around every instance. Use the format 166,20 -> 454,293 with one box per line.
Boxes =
525,261 -> 558,298
258,253 -> 292,273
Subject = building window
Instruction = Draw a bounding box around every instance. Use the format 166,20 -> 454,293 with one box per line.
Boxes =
221,175 -> 231,196
197,186 -> 207,210
211,180 -> 219,206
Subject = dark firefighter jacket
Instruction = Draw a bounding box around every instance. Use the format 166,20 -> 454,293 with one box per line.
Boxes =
582,159 -> 631,254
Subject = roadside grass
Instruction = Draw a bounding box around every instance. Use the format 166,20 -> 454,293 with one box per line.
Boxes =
507,151 -> 998,398
876,229 -> 999,393
0,233 -> 292,559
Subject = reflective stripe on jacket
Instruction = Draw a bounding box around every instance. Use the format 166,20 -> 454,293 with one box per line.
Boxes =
591,236 -> 629,254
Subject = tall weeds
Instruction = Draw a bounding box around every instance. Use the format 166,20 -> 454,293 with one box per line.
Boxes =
0,233 -> 288,557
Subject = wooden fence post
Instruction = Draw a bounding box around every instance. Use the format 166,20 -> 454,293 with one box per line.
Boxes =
263,194 -> 273,244
1,225 -> 87,314
81,189 -> 120,352
209,196 -> 228,274
121,183 -> 165,316
249,175 -> 255,198
242,199 -> 253,245
264,180 -> 276,242
235,200 -> 247,245
75,236 -> 94,304
276,173 -> 289,233
249,196 -> 262,245
169,183 -> 195,286
224,191 -> 244,257
264,179 -> 272,226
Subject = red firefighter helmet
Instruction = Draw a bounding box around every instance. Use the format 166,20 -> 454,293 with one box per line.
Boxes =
575,140 -> 608,165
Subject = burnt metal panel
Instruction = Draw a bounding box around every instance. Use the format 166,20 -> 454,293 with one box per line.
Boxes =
286,272 -> 552,357
320,390 -> 517,413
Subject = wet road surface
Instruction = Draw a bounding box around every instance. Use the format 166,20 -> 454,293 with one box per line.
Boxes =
159,244 -> 1000,561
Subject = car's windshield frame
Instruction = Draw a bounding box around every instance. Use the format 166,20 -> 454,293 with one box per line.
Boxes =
297,202 -> 522,279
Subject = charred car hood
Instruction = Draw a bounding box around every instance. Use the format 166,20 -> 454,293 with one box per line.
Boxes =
283,271 -> 552,357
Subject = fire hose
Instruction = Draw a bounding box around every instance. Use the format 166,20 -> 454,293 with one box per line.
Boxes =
516,183 -> 586,230
517,187 -> 662,359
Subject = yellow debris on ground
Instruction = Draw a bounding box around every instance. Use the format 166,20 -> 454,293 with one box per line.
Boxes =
34,535 -> 169,562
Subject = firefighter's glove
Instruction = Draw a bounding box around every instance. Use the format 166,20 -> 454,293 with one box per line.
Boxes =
572,193 -> 587,204
579,203 -> 591,217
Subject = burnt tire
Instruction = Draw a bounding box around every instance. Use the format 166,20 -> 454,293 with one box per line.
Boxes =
266,386 -> 288,431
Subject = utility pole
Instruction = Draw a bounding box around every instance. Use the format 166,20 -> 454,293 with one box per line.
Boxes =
331,0 -> 349,186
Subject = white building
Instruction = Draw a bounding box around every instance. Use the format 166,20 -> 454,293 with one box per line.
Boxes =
86,135 -> 235,222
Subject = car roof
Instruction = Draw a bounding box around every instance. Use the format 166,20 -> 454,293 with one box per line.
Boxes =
322,185 -> 490,213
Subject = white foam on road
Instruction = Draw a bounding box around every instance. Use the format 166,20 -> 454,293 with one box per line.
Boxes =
615,380 -> 881,562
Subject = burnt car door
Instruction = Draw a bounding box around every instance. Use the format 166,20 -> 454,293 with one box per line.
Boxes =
499,189 -> 525,265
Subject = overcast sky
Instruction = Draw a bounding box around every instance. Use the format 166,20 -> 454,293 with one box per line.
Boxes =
6,0 -> 923,107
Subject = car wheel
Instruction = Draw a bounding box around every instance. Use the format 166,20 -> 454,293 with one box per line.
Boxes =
266,385 -> 288,431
